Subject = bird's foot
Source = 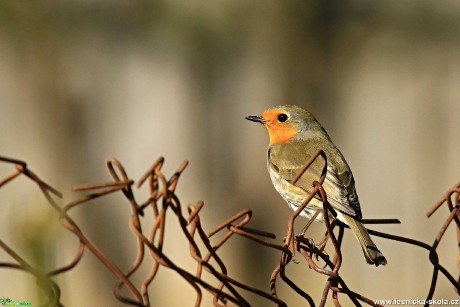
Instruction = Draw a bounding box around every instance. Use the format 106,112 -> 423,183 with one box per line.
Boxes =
304,237 -> 329,264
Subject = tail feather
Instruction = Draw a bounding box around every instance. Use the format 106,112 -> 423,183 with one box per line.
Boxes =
341,215 -> 387,266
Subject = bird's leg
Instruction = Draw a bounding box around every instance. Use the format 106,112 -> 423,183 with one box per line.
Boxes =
317,232 -> 329,252
317,219 -> 337,252
299,210 -> 321,236
312,219 -> 338,266
312,231 -> 330,265
296,210 -> 330,262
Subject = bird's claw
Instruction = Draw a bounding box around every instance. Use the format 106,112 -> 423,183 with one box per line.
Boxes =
304,237 -> 329,262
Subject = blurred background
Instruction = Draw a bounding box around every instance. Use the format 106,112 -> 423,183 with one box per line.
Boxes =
1,1 -> 459,306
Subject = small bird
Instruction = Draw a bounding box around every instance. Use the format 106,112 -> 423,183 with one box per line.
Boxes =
246,105 -> 386,266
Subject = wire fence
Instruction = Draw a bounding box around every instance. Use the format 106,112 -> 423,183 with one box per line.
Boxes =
0,153 -> 459,306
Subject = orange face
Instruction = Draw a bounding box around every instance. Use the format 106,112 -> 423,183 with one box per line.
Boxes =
260,108 -> 297,145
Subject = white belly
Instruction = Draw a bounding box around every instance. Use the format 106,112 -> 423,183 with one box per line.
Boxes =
268,166 -> 326,221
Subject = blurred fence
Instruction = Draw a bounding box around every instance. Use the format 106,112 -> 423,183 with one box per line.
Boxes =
0,153 -> 458,306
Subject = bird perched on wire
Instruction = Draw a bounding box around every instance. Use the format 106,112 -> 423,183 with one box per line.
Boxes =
246,105 -> 386,266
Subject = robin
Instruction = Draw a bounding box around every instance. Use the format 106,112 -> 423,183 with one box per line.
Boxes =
246,105 -> 387,266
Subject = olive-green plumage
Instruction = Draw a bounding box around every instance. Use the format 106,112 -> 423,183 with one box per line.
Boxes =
246,105 -> 386,266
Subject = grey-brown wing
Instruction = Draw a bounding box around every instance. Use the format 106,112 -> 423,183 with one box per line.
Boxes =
326,167 -> 362,219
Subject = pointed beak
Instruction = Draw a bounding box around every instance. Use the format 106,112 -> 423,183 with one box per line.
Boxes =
245,115 -> 267,124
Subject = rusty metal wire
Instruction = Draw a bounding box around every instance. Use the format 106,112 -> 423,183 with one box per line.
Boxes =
0,153 -> 459,306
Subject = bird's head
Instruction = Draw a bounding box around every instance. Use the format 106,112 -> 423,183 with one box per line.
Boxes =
246,105 -> 321,145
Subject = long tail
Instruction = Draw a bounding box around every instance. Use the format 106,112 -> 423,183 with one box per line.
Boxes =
341,215 -> 387,266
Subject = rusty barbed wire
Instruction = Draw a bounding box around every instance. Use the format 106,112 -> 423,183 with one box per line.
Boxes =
0,153 -> 459,306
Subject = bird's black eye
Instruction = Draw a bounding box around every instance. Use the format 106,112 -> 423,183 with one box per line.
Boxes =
277,113 -> 288,122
